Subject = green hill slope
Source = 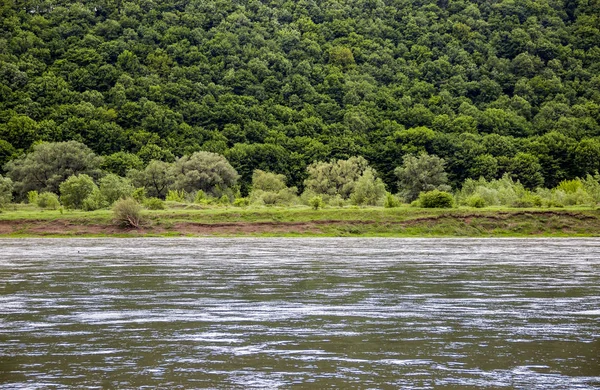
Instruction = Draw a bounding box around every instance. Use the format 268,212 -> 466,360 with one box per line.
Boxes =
1,0 -> 599,191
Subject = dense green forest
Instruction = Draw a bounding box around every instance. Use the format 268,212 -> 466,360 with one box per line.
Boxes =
1,0 -> 600,195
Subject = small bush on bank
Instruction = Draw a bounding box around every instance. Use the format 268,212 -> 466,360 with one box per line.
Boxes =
383,193 -> 402,208
466,194 -> 486,208
143,197 -> 165,210
27,190 -> 38,205
113,198 -> 143,228
37,192 -> 60,209
418,190 -> 454,208
309,195 -> 325,210
233,197 -> 250,207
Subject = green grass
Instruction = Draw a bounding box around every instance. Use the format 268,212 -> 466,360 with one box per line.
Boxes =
1,202 -> 599,237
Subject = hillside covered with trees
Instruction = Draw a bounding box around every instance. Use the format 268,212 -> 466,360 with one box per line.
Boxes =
1,0 -> 600,196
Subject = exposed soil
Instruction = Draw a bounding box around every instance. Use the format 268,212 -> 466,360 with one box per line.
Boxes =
0,210 -> 597,236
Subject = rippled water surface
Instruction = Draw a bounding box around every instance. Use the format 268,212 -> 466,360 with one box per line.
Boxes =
1,238 -> 599,389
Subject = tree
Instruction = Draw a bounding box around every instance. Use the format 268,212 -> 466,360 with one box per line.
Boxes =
100,151 -> 143,177
394,153 -> 451,202
128,160 -> 174,199
349,168 -> 387,206
509,152 -> 544,189
304,156 -> 371,199
0,175 -> 13,208
251,170 -> 287,192
5,141 -> 103,197
59,174 -> 98,209
171,151 -> 239,196
99,174 -> 134,204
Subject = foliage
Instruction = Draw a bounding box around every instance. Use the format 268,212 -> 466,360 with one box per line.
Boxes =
99,174 -> 134,205
0,175 -> 13,208
466,195 -> 486,208
249,169 -> 298,205
128,160 -> 173,199
171,152 -> 238,197
0,0 -> 599,194
5,142 -> 102,197
132,187 -> 147,203
82,188 -> 108,211
166,189 -> 186,202
112,198 -> 143,229
349,169 -> 387,206
252,170 -> 287,192
395,154 -> 451,202
384,193 -> 402,208
418,190 -> 454,208
233,197 -> 250,207
143,197 -> 165,210
59,174 -> 98,209
36,192 -> 60,209
304,157 -> 370,199
27,190 -> 38,205
309,196 -> 325,210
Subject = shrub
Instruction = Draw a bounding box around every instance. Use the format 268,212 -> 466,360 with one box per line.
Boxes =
328,194 -> 346,207
82,188 -> 108,211
113,198 -> 143,228
466,194 -> 486,208
194,190 -> 206,203
99,174 -> 134,205
59,174 -> 98,209
219,194 -> 231,205
349,168 -> 386,206
418,190 -> 454,208
143,197 -> 165,210
37,192 -> 60,209
383,192 -> 402,208
0,175 -> 13,208
251,170 -> 287,192
27,190 -> 38,205
132,187 -> 147,203
309,195 -> 324,210
166,189 -> 186,202
233,197 -> 250,207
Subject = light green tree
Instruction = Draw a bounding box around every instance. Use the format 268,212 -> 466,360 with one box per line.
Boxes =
394,153 -> 451,202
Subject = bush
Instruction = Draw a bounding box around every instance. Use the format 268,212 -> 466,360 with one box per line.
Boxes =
59,174 -> 98,209
418,190 -> 454,208
218,194 -> 231,205
113,198 -> 143,228
37,192 -> 60,209
143,197 -> 165,210
349,168 -> 386,206
99,174 -> 134,205
0,175 -> 13,208
233,197 -> 250,207
82,188 -> 108,211
166,189 -> 186,202
194,190 -> 208,204
132,187 -> 147,203
383,193 -> 402,208
309,195 -> 324,210
27,190 -> 38,205
466,194 -> 486,208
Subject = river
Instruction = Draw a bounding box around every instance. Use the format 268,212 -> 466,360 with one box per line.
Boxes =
1,238 -> 599,389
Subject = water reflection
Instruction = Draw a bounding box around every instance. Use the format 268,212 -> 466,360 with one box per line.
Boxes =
0,238 -> 599,389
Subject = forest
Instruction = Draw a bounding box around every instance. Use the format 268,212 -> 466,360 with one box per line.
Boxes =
1,0 -> 600,205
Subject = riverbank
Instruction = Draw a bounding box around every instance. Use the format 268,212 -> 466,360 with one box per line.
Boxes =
1,204 -> 599,237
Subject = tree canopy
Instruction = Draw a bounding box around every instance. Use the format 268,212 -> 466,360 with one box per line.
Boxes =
0,0 -> 599,192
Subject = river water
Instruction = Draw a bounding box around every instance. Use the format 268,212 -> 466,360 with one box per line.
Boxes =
0,238 -> 599,389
